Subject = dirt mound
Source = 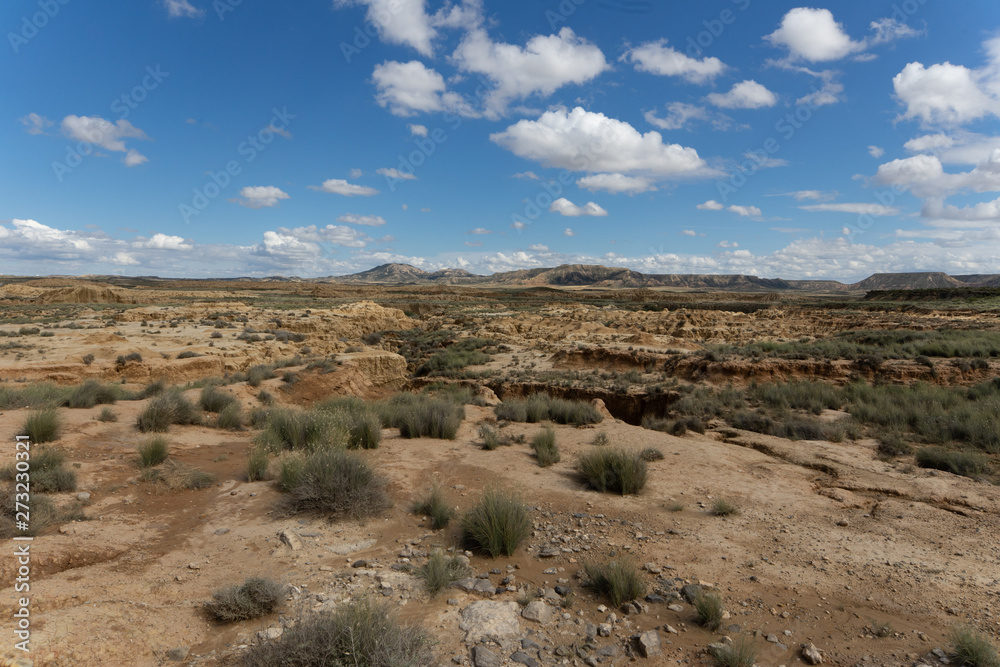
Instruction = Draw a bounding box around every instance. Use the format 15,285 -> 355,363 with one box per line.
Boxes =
282,351 -> 408,403
37,284 -> 139,304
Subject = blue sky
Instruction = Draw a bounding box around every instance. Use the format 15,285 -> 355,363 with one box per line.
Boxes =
3,0 -> 1000,280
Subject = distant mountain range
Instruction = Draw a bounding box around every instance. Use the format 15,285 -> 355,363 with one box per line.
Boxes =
321,263 -> 999,291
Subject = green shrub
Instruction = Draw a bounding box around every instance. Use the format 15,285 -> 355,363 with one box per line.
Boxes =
257,390 -> 275,405
0,383 -> 72,409
583,559 -> 647,607
258,408 -> 344,451
496,394 -> 601,426
278,448 -> 391,520
418,549 -> 470,596
116,352 -> 142,365
694,592 -> 725,631
200,386 -> 237,413
216,403 -> 245,431
547,397 -> 602,425
412,480 -> 454,530
877,432 -> 913,458
241,597 -> 434,667
951,625 -> 1000,667
67,380 -> 120,408
462,487 -> 531,558
591,431 -> 610,446
138,436 -> 169,468
711,498 -> 740,516
639,447 -> 664,462
246,364 -> 277,387
531,428 -> 560,467
21,408 -> 61,443
29,447 -> 77,493
177,350 -> 201,359
709,635 -> 758,667
137,391 -> 200,433
139,379 -> 166,398
916,447 -> 991,478
97,406 -> 118,422
578,448 -> 648,495
246,445 -> 270,482
206,576 -> 284,622
378,394 -> 464,440
276,454 -> 305,492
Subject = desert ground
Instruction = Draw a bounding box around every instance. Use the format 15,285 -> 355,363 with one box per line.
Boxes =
0,276 -> 998,667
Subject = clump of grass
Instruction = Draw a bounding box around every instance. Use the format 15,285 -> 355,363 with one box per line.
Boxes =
139,379 -> 166,398
694,592 -> 725,631
666,501 -> 684,512
951,625 -> 1000,667
216,403 -> 245,431
709,635 -> 758,667
591,431 -> 610,446
583,559 -> 647,607
245,364 -> 277,387
177,350 -> 201,359
412,480 -> 454,530
137,390 -> 200,433
241,597 -> 434,667
869,620 -> 894,638
916,447 -> 991,478
138,436 -> 169,468
578,448 -> 648,495
0,489 -> 57,538
329,399 -> 382,450
479,424 -> 510,450
116,352 -> 142,365
639,447 -> 664,462
496,394 -> 602,426
257,408 -> 344,451
876,432 -> 913,459
28,447 -> 76,493
200,386 -> 238,413
531,427 -> 560,467
21,408 -> 61,443
461,487 -> 531,558
67,380 -> 120,408
710,498 -> 740,516
0,382 -> 72,410
246,444 -> 270,482
278,448 -> 391,520
257,390 -> 275,405
206,576 -> 284,623
97,406 -> 118,422
377,394 -> 465,440
163,461 -> 216,489
418,549 -> 471,596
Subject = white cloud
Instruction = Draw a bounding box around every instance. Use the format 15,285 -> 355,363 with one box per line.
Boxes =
133,233 -> 191,250
622,39 -> 726,84
465,241 -> 483,247
868,145 -> 885,158
706,80 -> 777,109
163,0 -> 203,18
717,240 -> 739,248
563,228 -> 575,236
20,113 -> 52,135
60,115 -> 149,159
231,185 -> 290,209
408,123 -> 428,136
550,198 -> 608,217
874,151 -> 1000,198
904,132 -> 1000,165
309,179 -> 379,196
644,102 -> 719,131
696,200 -> 724,210
469,227 -> 491,235
513,171 -> 539,180
451,27 -> 608,119
868,17 -> 921,46
491,107 -> 710,178
893,55 -> 1000,127
770,190 -> 836,201
348,168 -> 363,179
529,243 -> 549,251
377,167 -> 417,180
904,133 -> 955,153
765,8 -> 864,62
728,204 -> 762,217
681,229 -> 697,236
923,198 -> 1000,222
372,60 -> 477,117
800,203 -> 900,215
576,173 -> 656,194
337,213 -> 387,226
335,0 -> 482,56
104,252 -> 140,266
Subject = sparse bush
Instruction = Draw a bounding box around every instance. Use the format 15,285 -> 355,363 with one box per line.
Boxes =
21,408 -> 61,443
138,436 -> 169,468
82,353 -> 95,365
711,498 -> 740,516
951,625 -> 1000,667
869,620 -> 894,638
257,390 -> 275,405
462,487 -> 531,558
916,447 -> 991,478
377,394 -> 464,440
139,379 -> 166,398
496,394 -> 601,426
591,432 -> 610,446
0,488 -> 57,538
206,576 -> 284,623
217,403 -> 245,431
256,408 -> 344,451
479,424 -> 509,450
9,446 -> 76,493
246,364 -> 276,387
320,398 -> 382,450
246,444 -> 270,482
241,597 -> 434,667
709,635 -> 757,667
137,390 -> 200,432
639,447 -> 664,462
116,352 -> 142,366
164,461 -> 215,489
694,592 -> 725,631
578,448 -> 648,495
412,480 -> 454,530
200,386 -> 237,413
210,331 -> 223,339
418,549 -> 470,596
278,448 -> 391,520
876,432 -> 912,458
67,380 -> 120,409
583,559 -> 646,607
531,428 -> 560,467
97,407 -> 118,422
177,350 -> 201,359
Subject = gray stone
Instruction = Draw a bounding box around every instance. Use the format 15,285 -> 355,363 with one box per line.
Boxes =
454,578 -> 496,596
510,651 -> 539,667
257,627 -> 282,640
802,643 -> 825,665
472,646 -> 500,667
521,601 -> 554,624
635,630 -> 662,658
167,647 -> 190,662
596,645 -> 619,657
213,528 -> 230,536
460,601 -> 521,643
767,634 -> 780,643
279,529 -> 303,551
598,623 -> 612,637
76,492 -> 91,502
554,585 -> 572,596
521,638 -> 541,651
664,624 -> 678,634
668,603 -> 684,612
680,584 -> 702,602
352,559 -> 368,568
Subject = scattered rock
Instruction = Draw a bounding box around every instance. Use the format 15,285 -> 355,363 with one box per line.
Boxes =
510,651 -> 539,667
644,562 -> 662,574
167,647 -> 190,662
279,530 -> 303,551
521,601 -> 554,624
634,630 -> 662,658
681,584 -> 702,602
598,623 -> 612,637
352,559 -> 368,568
213,528 -> 230,536
459,601 -> 521,643
187,562 -> 200,570
453,578 -> 496,596
257,627 -> 282,641
802,643 -> 824,664
472,646 -> 500,667
664,624 -> 678,634
76,492 -> 91,502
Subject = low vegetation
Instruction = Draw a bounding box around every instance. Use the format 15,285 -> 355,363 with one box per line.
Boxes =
278,447 -> 391,520
496,394 -> 602,426
138,436 -> 169,468
412,480 -> 454,530
694,591 -> 725,631
710,498 -> 741,517
137,390 -> 200,433
418,549 -> 470,596
710,635 -> 758,667
951,625 -> 1000,667
21,408 -> 61,443
583,559 -> 646,607
377,393 -> 465,440
530,427 -> 560,467
462,487 -> 531,558
67,380 -> 121,408
578,448 -> 648,495
206,576 -> 284,623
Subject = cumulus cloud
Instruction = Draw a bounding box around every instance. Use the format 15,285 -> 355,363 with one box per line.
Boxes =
706,80 -> 777,109
868,145 -> 885,158
622,39 -> 726,84
696,200 -> 724,210
163,0 -> 203,18
372,60 -> 477,117
799,203 -> 900,215
893,46 -> 1000,126
717,240 -> 739,248
309,179 -> 379,196
334,0 -> 482,56
765,8 -> 864,62
529,243 -> 549,251
643,102 -> 738,131
337,213 -> 387,226
377,167 -> 417,180
133,233 -> 191,250
490,107 -> 710,178
550,198 -> 607,217
20,113 -> 52,135
728,205 -> 762,217
408,123 -> 428,136
60,115 -> 149,163
231,185 -> 290,209
513,171 -> 539,180
874,151 -> 1000,198
576,173 -> 656,194
681,229 -> 697,236
468,227 -> 491,234
563,228 -> 575,236
452,27 -> 609,119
